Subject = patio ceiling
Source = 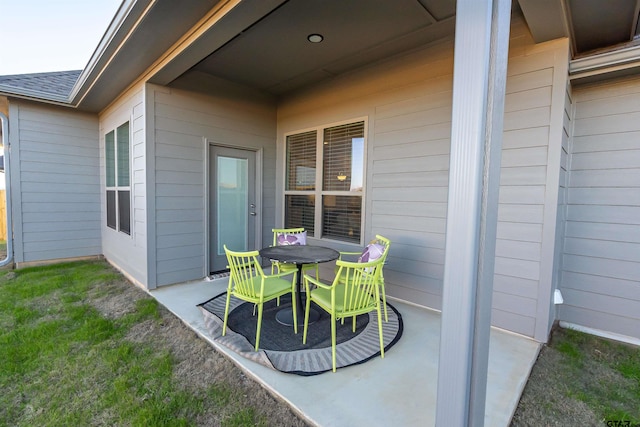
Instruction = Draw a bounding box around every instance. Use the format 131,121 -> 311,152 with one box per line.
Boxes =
189,0 -> 456,96
178,0 -> 640,97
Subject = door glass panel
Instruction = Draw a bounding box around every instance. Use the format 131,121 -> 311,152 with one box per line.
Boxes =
217,156 -> 248,254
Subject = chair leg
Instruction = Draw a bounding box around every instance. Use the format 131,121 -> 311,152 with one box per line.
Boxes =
291,290 -> 298,335
377,305 -> 385,359
331,312 -> 337,372
254,302 -> 264,351
222,291 -> 232,336
380,280 -> 388,322
302,292 -> 311,344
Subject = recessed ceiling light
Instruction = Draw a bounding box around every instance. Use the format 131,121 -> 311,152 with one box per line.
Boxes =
307,34 -> 323,43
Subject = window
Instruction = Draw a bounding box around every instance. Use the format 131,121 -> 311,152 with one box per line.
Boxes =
105,122 -> 131,235
285,120 -> 365,243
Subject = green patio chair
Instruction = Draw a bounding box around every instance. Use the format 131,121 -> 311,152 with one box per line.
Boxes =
335,235 -> 391,321
271,228 -> 319,279
223,245 -> 298,351
303,255 -> 386,372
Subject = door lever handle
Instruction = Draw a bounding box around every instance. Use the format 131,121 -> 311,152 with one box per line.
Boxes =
250,212 -> 257,216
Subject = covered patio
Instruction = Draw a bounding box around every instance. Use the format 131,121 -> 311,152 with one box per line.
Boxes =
151,277 -> 539,426
1,0 -> 638,424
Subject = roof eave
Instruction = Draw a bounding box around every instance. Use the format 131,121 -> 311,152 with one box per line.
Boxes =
0,86 -> 72,107
68,0 -> 155,109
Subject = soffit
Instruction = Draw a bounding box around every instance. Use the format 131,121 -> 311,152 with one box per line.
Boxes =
568,0 -> 640,55
190,0 -> 457,96
74,0 -> 220,112
185,0 -> 640,97
519,0 -> 640,57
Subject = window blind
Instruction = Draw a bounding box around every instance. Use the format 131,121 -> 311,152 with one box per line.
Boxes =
285,195 -> 315,233
323,121 -> 364,192
322,195 -> 361,243
286,130 -> 317,191
284,120 -> 365,244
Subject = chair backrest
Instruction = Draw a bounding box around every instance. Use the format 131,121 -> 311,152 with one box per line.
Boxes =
272,227 -> 307,246
357,234 -> 391,272
370,234 -> 390,261
334,256 -> 385,316
372,234 -> 390,255
224,245 -> 264,299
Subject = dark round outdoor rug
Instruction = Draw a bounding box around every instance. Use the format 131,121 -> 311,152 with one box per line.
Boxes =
198,292 -> 403,375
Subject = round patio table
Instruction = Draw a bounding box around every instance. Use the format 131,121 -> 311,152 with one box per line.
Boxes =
259,245 -> 339,326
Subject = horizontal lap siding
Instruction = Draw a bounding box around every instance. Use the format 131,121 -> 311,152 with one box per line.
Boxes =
277,14 -> 565,338
492,62 -> 552,336
153,82 -> 276,286
375,18 -> 561,335
372,73 -> 452,309
559,77 -> 640,339
12,102 -> 101,263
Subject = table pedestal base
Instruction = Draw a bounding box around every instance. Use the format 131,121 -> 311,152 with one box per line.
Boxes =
275,307 -> 320,326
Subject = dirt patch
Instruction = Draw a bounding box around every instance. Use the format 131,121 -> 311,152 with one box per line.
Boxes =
94,276 -> 309,427
87,280 -> 147,319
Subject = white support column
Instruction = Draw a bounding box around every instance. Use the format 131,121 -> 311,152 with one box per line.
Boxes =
435,1 -> 511,427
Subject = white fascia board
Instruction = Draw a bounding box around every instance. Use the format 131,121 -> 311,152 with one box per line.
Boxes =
68,0 -> 153,103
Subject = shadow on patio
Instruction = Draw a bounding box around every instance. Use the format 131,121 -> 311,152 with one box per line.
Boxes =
151,277 -> 539,427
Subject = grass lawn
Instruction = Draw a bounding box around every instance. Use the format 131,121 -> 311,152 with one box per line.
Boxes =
512,326 -> 640,426
0,260 -> 307,427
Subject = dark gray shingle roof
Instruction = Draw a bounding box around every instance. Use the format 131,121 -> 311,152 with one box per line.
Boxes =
0,70 -> 82,101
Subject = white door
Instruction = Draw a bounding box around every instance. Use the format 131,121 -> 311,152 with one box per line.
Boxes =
209,146 -> 257,273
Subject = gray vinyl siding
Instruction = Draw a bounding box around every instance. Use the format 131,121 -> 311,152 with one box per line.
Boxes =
8,101 -> 101,263
277,12 -> 568,338
558,76 -> 640,340
100,85 -> 147,286
150,77 -> 277,286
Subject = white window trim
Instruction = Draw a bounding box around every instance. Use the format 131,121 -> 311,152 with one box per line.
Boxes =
105,120 -> 133,237
283,116 -> 368,246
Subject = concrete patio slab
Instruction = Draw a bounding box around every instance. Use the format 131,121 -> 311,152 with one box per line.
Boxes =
151,278 -> 539,427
